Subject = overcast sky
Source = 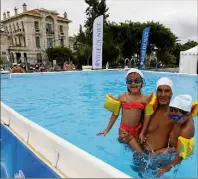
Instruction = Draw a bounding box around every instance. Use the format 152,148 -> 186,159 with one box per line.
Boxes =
1,0 -> 197,43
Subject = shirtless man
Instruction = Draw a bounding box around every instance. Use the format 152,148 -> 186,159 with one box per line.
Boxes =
11,63 -> 25,73
141,77 -> 175,153
132,77 -> 175,175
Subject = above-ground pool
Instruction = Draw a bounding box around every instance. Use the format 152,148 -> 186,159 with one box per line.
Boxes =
0,124 -> 60,178
1,71 -> 198,178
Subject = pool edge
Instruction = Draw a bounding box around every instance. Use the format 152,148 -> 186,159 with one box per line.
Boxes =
1,101 -> 132,178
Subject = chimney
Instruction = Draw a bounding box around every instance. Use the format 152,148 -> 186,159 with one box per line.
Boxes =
7,11 -> 10,18
3,12 -> 6,20
64,12 -> 67,18
22,3 -> 27,12
14,7 -> 18,15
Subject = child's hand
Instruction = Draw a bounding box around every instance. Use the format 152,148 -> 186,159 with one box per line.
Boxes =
97,129 -> 109,136
139,132 -> 146,143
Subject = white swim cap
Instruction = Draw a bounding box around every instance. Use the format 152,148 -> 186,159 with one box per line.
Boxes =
156,77 -> 173,90
126,68 -> 144,79
170,94 -> 192,112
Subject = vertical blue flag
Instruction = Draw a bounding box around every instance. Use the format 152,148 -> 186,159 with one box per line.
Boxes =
139,26 -> 150,69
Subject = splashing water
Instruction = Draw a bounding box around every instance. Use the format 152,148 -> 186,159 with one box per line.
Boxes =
131,152 -> 178,178
14,170 -> 25,178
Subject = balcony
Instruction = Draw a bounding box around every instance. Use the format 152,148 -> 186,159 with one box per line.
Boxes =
8,44 -> 27,51
13,29 -> 25,36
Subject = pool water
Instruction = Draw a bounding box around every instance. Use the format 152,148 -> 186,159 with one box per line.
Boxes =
1,71 -> 198,178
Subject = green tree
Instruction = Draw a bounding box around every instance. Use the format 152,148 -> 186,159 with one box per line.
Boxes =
84,0 -> 109,43
102,24 -> 121,65
181,40 -> 198,50
107,21 -> 177,65
75,25 -> 87,44
46,47 -> 74,68
172,40 -> 198,65
79,45 -> 92,65
74,2 -> 181,68
0,56 -> 3,65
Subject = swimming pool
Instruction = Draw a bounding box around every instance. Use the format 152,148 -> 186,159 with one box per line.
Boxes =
1,71 -> 198,178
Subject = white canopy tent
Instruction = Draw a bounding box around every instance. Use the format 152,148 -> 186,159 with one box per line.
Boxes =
179,45 -> 198,74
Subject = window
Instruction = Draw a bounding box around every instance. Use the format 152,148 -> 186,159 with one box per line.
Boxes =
34,21 -> 39,31
21,21 -> 24,31
11,38 -> 14,46
47,38 -> 53,48
23,37 -> 26,46
60,38 -> 64,47
35,37 -> 40,48
37,53 -> 42,61
13,24 -> 16,32
5,26 -> 8,32
9,25 -> 12,33
16,23 -> 19,31
46,23 -> 53,34
19,37 -> 21,45
15,38 -> 17,45
60,25 -> 63,33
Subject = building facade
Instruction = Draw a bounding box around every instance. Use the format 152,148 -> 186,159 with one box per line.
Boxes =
0,25 -> 8,57
1,3 -> 71,64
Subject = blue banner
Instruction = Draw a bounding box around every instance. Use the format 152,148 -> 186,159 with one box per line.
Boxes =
0,124 -> 60,178
139,26 -> 150,69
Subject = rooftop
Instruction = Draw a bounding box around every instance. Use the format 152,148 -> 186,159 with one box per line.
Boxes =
1,4 -> 72,23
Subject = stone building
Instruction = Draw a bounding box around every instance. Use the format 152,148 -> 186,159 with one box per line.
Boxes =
0,24 -> 8,57
1,3 -> 72,64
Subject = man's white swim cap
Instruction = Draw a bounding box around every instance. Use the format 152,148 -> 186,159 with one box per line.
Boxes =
156,77 -> 173,90
126,68 -> 144,79
170,94 -> 192,112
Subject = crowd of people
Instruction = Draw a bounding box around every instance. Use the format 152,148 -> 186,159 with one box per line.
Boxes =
98,68 -> 197,177
9,61 -> 76,73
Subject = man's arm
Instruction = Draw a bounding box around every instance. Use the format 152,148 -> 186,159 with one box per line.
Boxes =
139,95 -> 151,142
139,116 -> 150,140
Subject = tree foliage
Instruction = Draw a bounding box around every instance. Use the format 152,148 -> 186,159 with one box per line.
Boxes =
172,40 -> 198,65
46,47 -> 72,60
76,25 -> 87,44
105,21 -> 178,65
0,56 -> 3,65
73,0 -> 197,68
84,0 -> 109,43
46,47 -> 74,67
79,45 -> 92,65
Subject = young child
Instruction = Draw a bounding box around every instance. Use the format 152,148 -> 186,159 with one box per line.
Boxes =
97,68 -> 149,152
157,94 -> 196,176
